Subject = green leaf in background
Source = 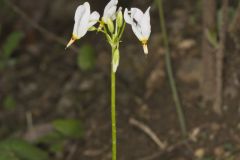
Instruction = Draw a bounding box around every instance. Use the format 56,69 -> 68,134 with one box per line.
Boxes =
0,149 -> 19,160
206,29 -> 218,48
37,131 -> 64,145
3,96 -> 16,111
49,141 -> 65,153
77,44 -> 96,71
0,138 -> 49,160
52,119 -> 83,139
201,158 -> 214,160
2,31 -> 24,58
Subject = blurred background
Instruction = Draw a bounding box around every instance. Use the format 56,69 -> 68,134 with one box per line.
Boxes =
0,0 -> 240,159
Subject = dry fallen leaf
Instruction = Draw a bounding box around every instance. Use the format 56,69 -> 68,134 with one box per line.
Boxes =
189,127 -> 201,142
177,39 -> 196,50
194,148 -> 205,159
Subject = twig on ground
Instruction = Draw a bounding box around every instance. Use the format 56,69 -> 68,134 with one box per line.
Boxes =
4,0 -> 79,53
129,118 -> 167,150
83,146 -> 108,157
214,0 -> 229,115
138,140 -> 189,160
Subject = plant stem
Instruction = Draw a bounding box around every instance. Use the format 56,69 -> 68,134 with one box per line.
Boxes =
156,0 -> 187,137
111,47 -> 117,160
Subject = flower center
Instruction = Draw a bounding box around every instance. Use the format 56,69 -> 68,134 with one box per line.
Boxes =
141,39 -> 148,45
72,34 -> 79,40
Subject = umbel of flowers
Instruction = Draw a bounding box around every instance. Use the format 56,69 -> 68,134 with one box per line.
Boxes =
66,0 -> 151,70
66,0 -> 151,160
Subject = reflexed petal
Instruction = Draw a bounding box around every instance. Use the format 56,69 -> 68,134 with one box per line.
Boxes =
74,3 -> 88,21
88,11 -> 100,27
124,9 -> 133,24
73,21 -> 79,38
73,3 -> 90,38
132,24 -> 143,40
140,7 -> 150,25
77,3 -> 90,37
90,11 -> 100,21
103,0 -> 118,22
109,6 -> 117,19
104,0 -> 118,11
140,7 -> 151,39
104,6 -> 117,22
131,8 -> 144,23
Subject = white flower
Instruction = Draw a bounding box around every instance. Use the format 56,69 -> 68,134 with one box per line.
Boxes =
66,2 -> 100,48
124,7 -> 151,54
102,0 -> 118,23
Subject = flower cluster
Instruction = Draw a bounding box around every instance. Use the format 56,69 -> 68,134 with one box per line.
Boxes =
66,0 -> 151,55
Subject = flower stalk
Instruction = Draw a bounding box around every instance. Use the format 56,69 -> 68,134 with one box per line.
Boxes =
111,46 -> 117,160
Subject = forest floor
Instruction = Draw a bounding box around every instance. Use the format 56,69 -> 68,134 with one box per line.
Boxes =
0,0 -> 240,160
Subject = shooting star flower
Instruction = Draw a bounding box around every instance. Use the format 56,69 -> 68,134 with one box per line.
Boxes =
102,0 -> 118,23
124,7 -> 151,54
66,2 -> 100,48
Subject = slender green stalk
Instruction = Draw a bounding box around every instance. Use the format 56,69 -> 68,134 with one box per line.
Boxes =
111,47 -> 117,160
156,0 -> 187,137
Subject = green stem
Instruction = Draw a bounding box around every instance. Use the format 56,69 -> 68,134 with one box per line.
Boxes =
156,0 -> 187,137
111,47 -> 117,160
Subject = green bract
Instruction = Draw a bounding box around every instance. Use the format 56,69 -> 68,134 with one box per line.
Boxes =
112,49 -> 120,73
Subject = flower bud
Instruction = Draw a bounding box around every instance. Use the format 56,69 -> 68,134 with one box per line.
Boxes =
107,18 -> 114,33
116,10 -> 123,28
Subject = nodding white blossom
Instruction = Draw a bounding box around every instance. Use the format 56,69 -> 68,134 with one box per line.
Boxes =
102,0 -> 118,23
66,2 -> 100,48
124,7 -> 151,54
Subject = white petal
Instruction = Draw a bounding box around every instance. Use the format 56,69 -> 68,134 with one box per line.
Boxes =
103,0 -> 118,22
73,21 -> 79,38
74,2 -> 88,21
104,0 -> 118,11
124,8 -> 144,40
103,7 -> 117,22
131,8 -> 144,23
73,3 -> 90,38
140,7 -> 151,39
77,3 -> 90,38
107,6 -> 117,19
124,9 -> 133,24
132,24 -> 143,40
88,11 -> 100,27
